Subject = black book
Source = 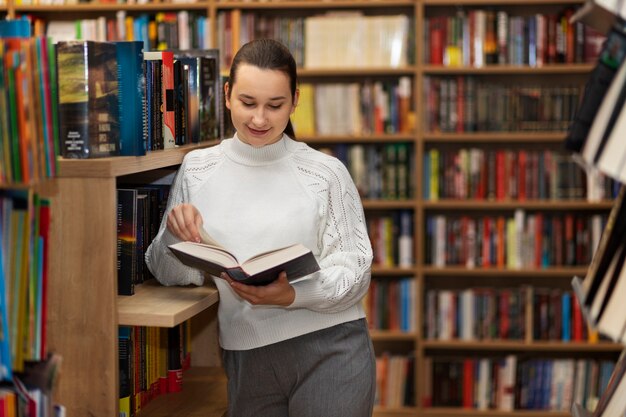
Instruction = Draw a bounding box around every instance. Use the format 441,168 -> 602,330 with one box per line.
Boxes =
168,229 -> 320,286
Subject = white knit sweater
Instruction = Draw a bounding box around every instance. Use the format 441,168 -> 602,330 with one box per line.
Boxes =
145,134 -> 373,350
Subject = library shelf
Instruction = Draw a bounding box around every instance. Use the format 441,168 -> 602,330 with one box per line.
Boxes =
12,2 -> 210,13
136,366 -> 227,417
421,64 -> 594,75
422,0 -> 582,5
364,199 -> 418,210
422,409 -> 571,417
216,0 -> 415,8
373,406 -> 419,416
371,330 -> 418,341
421,267 -> 588,277
422,340 -> 624,352
303,133 -> 416,144
372,266 -> 417,276
298,67 -> 418,77
421,132 -> 567,143
117,279 -> 219,328
47,145 -> 223,416
57,142 -> 218,178
421,201 -> 615,210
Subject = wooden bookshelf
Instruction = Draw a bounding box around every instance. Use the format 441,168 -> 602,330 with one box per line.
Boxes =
47,146 -> 223,416
117,279 -> 219,327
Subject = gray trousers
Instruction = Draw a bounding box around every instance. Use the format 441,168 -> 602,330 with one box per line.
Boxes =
223,318 -> 376,417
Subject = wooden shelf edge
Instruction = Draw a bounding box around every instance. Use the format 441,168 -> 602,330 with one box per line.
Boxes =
421,64 -> 593,74
217,0 -> 415,9
118,280 -> 219,328
58,142 -> 218,178
422,340 -> 624,351
14,2 -> 210,11
422,200 -> 614,210
421,266 -> 587,277
422,408 -> 570,416
373,405 -> 419,416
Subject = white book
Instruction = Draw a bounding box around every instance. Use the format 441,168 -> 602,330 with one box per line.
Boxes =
581,59 -> 626,167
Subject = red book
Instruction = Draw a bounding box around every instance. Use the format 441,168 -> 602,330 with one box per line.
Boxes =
572,295 -> 584,341
463,359 -> 475,408
429,17 -> 445,65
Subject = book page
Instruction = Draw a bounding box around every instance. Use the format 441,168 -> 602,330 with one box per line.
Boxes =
199,227 -> 224,248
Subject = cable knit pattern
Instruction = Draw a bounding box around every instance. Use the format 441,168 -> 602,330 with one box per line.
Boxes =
145,134 -> 373,350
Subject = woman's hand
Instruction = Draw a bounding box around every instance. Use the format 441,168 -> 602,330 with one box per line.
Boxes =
221,271 -> 295,307
167,203 -> 204,243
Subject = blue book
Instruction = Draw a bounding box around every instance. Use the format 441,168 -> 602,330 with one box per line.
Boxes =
115,41 -> 146,156
0,19 -> 31,38
0,216 -> 12,380
561,292 -> 571,341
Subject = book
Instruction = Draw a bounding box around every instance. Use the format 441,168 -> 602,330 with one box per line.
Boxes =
582,185 -> 626,310
592,349 -> 626,417
168,230 -> 320,286
115,41 -> 146,156
56,41 -> 120,159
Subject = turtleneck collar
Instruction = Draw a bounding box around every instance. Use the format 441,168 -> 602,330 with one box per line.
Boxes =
224,133 -> 292,166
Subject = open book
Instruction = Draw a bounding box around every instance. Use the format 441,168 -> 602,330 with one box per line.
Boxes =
168,229 -> 320,286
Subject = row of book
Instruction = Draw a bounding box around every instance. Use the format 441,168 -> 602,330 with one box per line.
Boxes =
425,286 -> 602,342
363,277 -> 416,333
367,210 -> 413,268
375,352 -> 415,408
0,34 -> 59,185
37,11 -> 212,52
423,356 -> 616,411
423,148 -> 619,201
425,287 -> 526,341
425,8 -> 605,66
117,183 -> 171,296
423,76 -> 581,133
218,11 -> 413,69
0,191 -> 64,415
0,191 -> 50,378
316,144 -> 414,201
292,78 -> 414,138
118,323 -> 192,417
425,212 -> 606,268
56,41 -> 221,158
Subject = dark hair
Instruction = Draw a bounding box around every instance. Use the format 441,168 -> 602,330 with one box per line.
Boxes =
228,39 -> 298,139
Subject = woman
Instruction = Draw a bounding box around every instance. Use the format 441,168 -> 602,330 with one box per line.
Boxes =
145,39 -> 375,417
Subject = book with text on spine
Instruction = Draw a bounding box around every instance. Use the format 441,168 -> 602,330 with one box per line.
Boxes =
168,235 -> 320,286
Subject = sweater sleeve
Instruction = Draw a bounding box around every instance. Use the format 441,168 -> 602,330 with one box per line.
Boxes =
288,160 -> 373,313
145,158 -> 205,287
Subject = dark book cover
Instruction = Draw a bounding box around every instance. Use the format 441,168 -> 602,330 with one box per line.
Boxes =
115,41 -> 146,156
117,188 -> 137,296
56,41 -> 120,158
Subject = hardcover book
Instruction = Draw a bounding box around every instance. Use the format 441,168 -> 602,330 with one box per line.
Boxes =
168,230 -> 320,286
56,41 -> 120,158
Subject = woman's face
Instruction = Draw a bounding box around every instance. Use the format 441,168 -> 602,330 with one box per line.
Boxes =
225,64 -> 298,147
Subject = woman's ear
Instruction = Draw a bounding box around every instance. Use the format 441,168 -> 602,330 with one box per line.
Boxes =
291,88 -> 300,114
224,82 -> 231,110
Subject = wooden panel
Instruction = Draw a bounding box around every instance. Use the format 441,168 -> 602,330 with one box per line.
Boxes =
47,177 -> 118,416
191,304 -> 222,367
58,142 -> 217,178
117,280 -> 219,327
138,367 -> 227,417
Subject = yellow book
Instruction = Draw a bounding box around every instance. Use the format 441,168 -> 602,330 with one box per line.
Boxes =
291,83 -> 316,137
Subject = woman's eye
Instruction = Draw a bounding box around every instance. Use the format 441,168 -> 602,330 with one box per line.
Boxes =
242,102 -> 254,107
268,104 -> 282,110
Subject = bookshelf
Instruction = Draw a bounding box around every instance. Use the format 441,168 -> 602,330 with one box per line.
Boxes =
45,143 -> 224,416
3,0 -> 623,414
